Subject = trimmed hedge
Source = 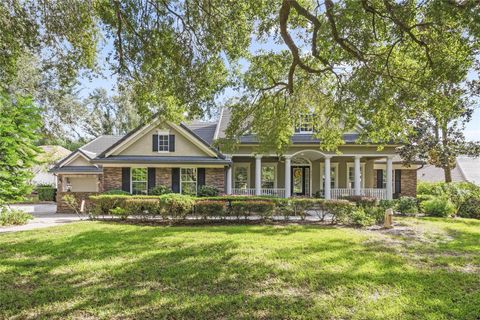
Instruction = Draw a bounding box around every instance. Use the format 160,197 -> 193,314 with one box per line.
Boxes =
36,184 -> 56,201
88,194 -> 387,226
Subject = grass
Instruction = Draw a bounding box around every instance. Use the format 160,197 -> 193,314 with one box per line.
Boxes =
0,218 -> 479,319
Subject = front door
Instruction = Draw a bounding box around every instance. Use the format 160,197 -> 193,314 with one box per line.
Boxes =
291,166 -> 310,196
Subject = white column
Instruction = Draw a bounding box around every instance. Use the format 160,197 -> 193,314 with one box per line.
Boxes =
354,155 -> 362,196
226,165 -> 232,195
324,156 -> 331,200
386,156 -> 393,200
255,155 -> 262,196
284,156 -> 291,198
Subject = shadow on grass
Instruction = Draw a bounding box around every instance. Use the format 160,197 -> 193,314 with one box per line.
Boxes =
0,222 -> 479,319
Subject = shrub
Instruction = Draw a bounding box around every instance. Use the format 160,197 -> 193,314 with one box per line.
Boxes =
457,196 -> 480,219
124,198 -> 160,219
110,207 -> 129,220
343,195 -> 378,208
349,208 -> 375,227
195,200 -> 226,219
197,185 -> 220,197
397,196 -> 418,215
323,200 -> 355,224
230,200 -> 274,220
89,195 -> 131,216
36,184 -> 56,201
365,206 -> 385,224
149,185 -> 173,195
103,189 -> 130,195
0,207 -> 33,226
421,197 -> 456,217
378,199 -> 398,211
158,194 -> 195,220
273,198 -> 294,220
290,198 -> 323,220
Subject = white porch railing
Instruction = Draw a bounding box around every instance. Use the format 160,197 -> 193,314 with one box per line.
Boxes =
261,188 -> 286,198
331,188 -> 387,200
232,188 -> 285,198
232,188 -> 256,196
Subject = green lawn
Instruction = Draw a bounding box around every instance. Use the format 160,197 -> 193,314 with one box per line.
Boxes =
0,218 -> 479,319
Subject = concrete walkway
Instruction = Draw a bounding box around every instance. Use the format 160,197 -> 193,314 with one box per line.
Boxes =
0,203 -> 84,233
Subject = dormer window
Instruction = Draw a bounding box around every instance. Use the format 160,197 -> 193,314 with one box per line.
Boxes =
295,114 -> 314,133
158,134 -> 169,151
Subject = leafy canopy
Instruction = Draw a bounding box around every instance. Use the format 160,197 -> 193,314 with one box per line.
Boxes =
0,1 -> 479,152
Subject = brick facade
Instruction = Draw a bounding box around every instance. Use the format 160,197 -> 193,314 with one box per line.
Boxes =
155,168 -> 172,188
103,167 -> 122,191
373,169 -> 417,198
399,169 -> 417,197
205,168 -> 226,193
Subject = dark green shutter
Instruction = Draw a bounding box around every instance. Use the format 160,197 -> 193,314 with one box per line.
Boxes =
172,168 -> 180,193
148,168 -> 156,193
122,167 -> 131,193
395,169 -> 402,194
376,169 -> 384,188
198,168 -> 206,187
169,135 -> 175,152
152,134 -> 159,152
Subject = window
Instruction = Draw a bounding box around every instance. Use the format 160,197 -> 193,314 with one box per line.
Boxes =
261,164 -> 276,189
320,163 -> 338,189
234,164 -> 250,189
347,163 -> 365,189
181,168 -> 197,195
131,168 -> 148,195
295,114 -> 314,133
158,134 -> 169,152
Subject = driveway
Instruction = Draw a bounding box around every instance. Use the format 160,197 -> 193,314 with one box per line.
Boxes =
0,203 -> 84,233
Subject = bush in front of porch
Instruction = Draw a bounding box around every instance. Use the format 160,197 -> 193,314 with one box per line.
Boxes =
87,194 -> 387,227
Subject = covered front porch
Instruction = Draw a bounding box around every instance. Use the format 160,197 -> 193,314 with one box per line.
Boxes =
225,150 -> 395,200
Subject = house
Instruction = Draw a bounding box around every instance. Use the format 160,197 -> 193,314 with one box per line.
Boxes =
31,145 -> 71,187
51,108 -> 419,212
418,156 -> 480,185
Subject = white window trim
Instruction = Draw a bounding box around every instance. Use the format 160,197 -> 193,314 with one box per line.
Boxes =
319,162 -> 339,190
261,162 -> 277,189
233,162 -> 250,189
375,167 -> 398,192
295,114 -> 314,134
130,167 -> 148,195
157,130 -> 170,153
346,162 -> 366,189
180,167 -> 197,195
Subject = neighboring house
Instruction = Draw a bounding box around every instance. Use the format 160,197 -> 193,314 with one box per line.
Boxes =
51,109 -> 420,212
418,156 -> 480,185
32,145 -> 71,187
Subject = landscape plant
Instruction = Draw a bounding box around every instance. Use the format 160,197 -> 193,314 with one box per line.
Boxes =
36,184 -> 56,201
197,185 -> 220,197
149,185 -> 173,195
0,207 -> 33,226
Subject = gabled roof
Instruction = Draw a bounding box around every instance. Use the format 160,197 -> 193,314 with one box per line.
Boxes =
97,118 -> 221,158
81,135 -> 124,157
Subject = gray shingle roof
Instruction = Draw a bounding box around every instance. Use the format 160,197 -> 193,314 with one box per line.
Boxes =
92,156 -> 231,165
215,107 -> 231,139
239,133 -> 361,144
183,121 -> 218,144
81,135 -> 124,157
417,164 -> 466,183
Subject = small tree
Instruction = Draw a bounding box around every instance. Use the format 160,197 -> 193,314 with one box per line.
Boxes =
400,85 -> 480,182
0,92 -> 41,204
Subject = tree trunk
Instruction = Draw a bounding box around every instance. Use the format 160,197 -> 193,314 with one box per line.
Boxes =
444,166 -> 452,183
